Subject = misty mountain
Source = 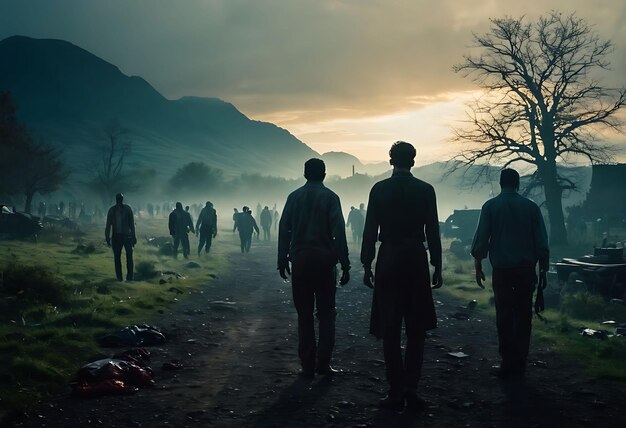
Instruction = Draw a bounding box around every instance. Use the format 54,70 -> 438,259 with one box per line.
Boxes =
320,151 -> 391,178
0,35 -> 319,179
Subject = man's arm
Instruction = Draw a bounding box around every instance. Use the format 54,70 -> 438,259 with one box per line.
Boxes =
212,211 -> 218,236
252,218 -> 260,235
277,198 -> 292,271
329,194 -> 350,271
127,206 -> 137,245
195,210 -> 202,233
105,208 -> 112,244
534,204 -> 550,271
360,188 -> 378,289
470,203 -> 490,288
360,188 -> 378,270
425,186 -> 443,288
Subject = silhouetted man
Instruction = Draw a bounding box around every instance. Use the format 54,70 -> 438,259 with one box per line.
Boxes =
260,206 -> 273,240
196,201 -> 218,256
169,202 -> 195,258
105,193 -> 137,281
471,168 -> 549,379
346,206 -> 365,244
361,142 -> 442,410
236,206 -> 259,253
278,158 -> 350,377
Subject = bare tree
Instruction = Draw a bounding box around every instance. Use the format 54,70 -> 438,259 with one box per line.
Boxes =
20,139 -> 69,213
452,12 -> 626,245
88,121 -> 137,208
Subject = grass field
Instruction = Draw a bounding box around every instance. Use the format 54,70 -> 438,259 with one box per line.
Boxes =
0,217 -> 227,413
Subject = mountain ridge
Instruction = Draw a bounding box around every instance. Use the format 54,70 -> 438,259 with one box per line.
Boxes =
0,35 -> 322,179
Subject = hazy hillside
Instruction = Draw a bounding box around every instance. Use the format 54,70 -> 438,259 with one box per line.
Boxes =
0,35 -> 318,179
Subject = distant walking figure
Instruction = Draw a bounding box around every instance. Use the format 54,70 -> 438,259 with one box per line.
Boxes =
471,168 -> 549,379
236,206 -> 259,253
260,206 -> 273,241
278,158 -> 350,378
361,142 -> 442,410
346,206 -> 365,244
196,201 -> 218,256
105,193 -> 137,281
169,202 -> 195,258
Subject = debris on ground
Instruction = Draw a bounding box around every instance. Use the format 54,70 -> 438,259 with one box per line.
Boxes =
97,324 -> 166,347
580,328 -> 609,339
448,351 -> 470,358
162,360 -> 184,371
71,348 -> 155,398
161,270 -> 186,279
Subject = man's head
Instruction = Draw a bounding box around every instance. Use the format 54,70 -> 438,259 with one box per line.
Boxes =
389,141 -> 416,169
500,168 -> 520,191
233,208 -> 238,212
350,206 -> 355,210
175,202 -> 183,210
304,158 -> 326,182
243,206 -> 249,212
264,206 -> 269,210
359,203 -> 365,210
115,193 -> 124,204
206,201 -> 212,207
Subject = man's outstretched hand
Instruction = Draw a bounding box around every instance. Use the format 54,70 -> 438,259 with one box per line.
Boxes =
278,263 -> 291,281
339,268 -> 350,286
431,268 -> 443,289
363,268 -> 374,289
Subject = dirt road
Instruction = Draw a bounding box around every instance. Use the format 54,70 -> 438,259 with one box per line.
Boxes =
16,238 -> 626,427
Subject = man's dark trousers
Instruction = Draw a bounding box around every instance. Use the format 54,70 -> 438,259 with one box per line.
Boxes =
291,255 -> 337,371
239,232 -> 252,253
112,234 -> 134,281
383,304 -> 426,396
173,233 -> 190,257
198,230 -> 213,254
492,267 -> 535,373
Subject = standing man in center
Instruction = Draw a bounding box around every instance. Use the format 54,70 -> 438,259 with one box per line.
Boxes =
361,141 -> 443,411
278,158 -> 351,377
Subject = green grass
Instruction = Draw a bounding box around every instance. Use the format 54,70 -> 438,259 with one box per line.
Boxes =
0,218 -> 227,415
440,248 -> 626,383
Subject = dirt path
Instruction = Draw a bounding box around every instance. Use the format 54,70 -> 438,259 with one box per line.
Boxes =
16,239 -> 626,428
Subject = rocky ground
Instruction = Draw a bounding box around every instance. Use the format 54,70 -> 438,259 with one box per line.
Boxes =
12,238 -> 626,428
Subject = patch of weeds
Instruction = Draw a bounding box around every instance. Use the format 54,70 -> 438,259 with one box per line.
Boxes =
0,264 -> 68,307
11,356 -> 67,382
71,243 -> 96,255
135,261 -> 159,280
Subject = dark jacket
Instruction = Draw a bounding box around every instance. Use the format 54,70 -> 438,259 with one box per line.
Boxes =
196,206 -> 218,235
169,208 -> 194,236
237,212 -> 260,236
278,181 -> 350,270
105,203 -> 136,240
471,191 -> 549,270
361,170 -> 442,338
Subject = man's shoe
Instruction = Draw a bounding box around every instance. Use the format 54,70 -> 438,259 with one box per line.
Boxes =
378,394 -> 405,411
404,392 -> 426,412
316,365 -> 340,376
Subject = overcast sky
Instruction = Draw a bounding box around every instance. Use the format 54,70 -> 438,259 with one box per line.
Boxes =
1,0 -> 625,163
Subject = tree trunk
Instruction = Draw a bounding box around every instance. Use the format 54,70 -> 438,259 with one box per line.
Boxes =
24,191 -> 33,214
541,169 -> 568,246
